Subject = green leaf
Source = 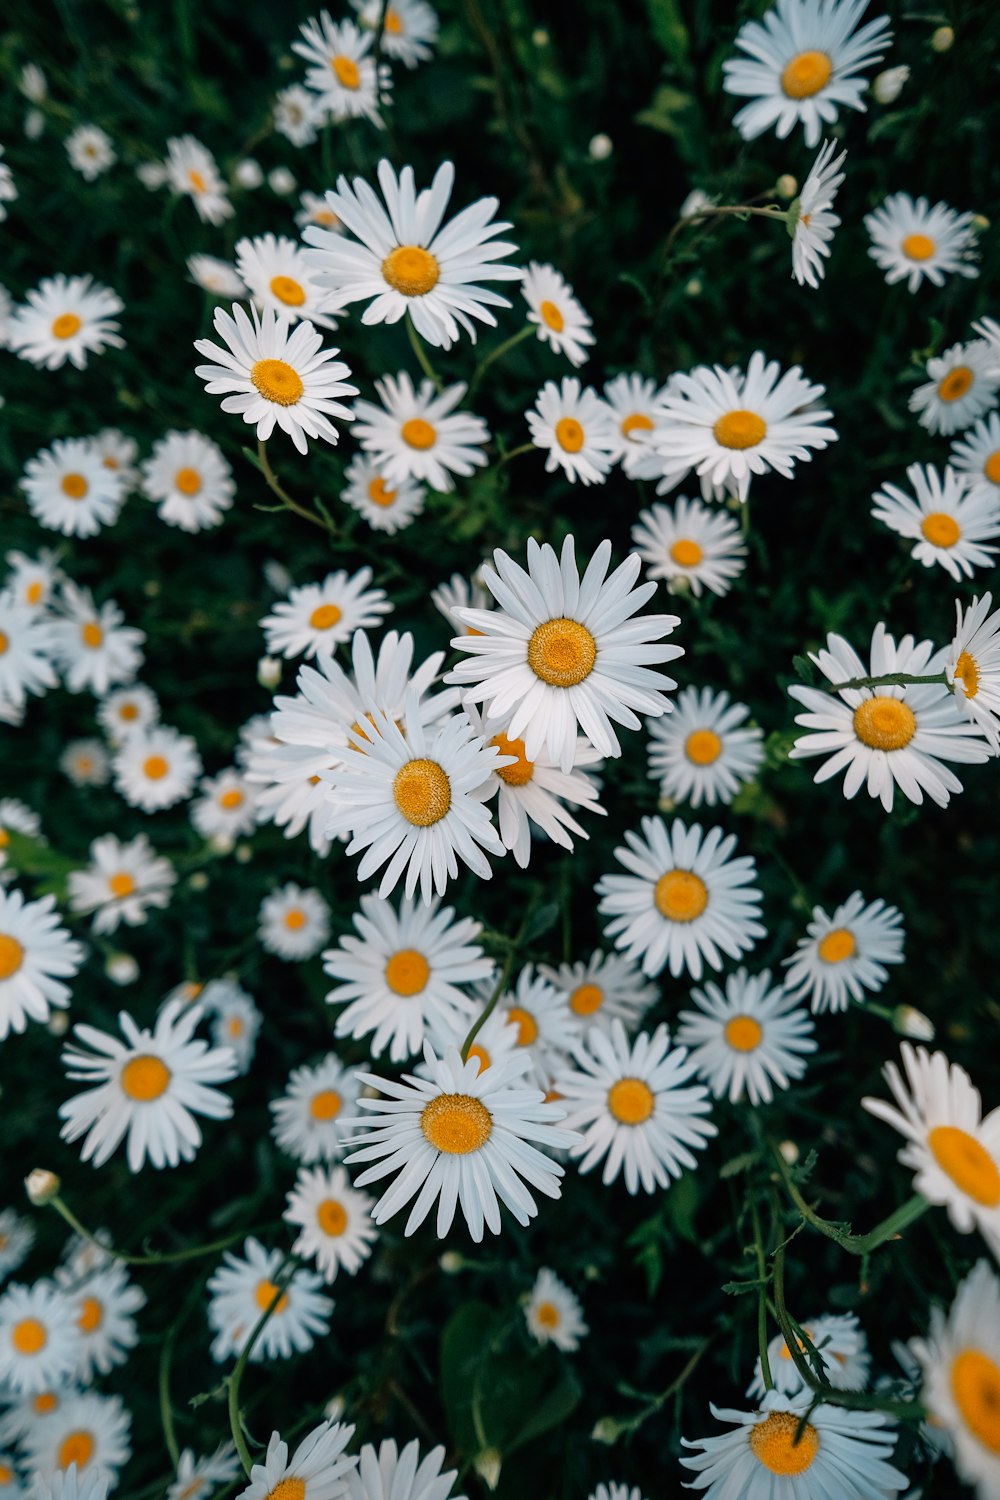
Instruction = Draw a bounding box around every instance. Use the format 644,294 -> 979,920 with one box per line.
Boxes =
792,654 -> 816,685
643,0 -> 690,66
522,902 -> 560,943
2,832 -> 80,881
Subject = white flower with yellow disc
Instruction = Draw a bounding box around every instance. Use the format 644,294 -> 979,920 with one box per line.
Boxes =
539,951 -> 656,1035
0,1282 -> 81,1395
283,1165 -> 378,1282
341,454 -> 425,533
865,191 -> 979,292
947,592 -> 1000,750
632,496 -> 747,599
524,1267 -> 588,1351
7,274 -> 124,370
521,263 -> 594,368
677,967 -> 816,1106
67,833 -> 175,935
647,685 -> 764,808
782,890 -> 904,1014
112,725 -> 203,813
352,374 -> 490,492
20,439 -> 126,538
258,883 -> 331,960
0,886 -> 83,1042
206,1237 -> 332,1363
236,233 -> 340,330
260,568 -> 391,660
909,341 -> 1000,436
140,431 -> 235,533
270,1054 -> 362,1165
292,14 -> 390,125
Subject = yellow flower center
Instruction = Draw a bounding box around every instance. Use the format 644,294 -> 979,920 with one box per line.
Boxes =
902,233 -> 936,261
51,313 -> 82,339
401,418 -> 437,450
385,948 -> 431,996
143,755 -> 170,780
468,1043 -> 491,1073
527,616 -> 597,687
254,1279 -> 289,1315
570,983 -> 603,1017
713,409 -> 767,449
421,1092 -> 492,1154
385,8 -> 402,31
310,1089 -> 342,1121
381,245 -> 440,297
685,729 -> 722,765
0,637 -> 7,659
109,872 -> 135,898
392,758 -> 452,826
58,1432 -> 95,1471
187,169 -> 207,193
331,54 -> 361,88
555,417 -> 585,453
120,1054 -> 172,1101
622,412 -> 654,439
0,1463 -> 13,1485
220,789 -> 244,809
12,1317 -> 47,1355
265,1482 -> 306,1500
954,651 -> 980,698
270,275 -> 307,307
749,1411 -> 819,1474
309,603 -> 343,632
929,1125 -> 1000,1206
818,927 -> 856,963
78,1297 -> 103,1334
507,1006 -> 538,1046
670,538 -> 703,567
535,1301 -> 561,1328
724,1015 -> 763,1052
251,358 -> 304,406
607,1076 -> 655,1125
491,732 -> 534,786
82,622 -> 103,649
920,511 -> 961,547
61,473 -> 89,499
120,703 -> 139,721
227,1017 -> 244,1038
34,1393 -> 58,1414
654,870 -> 708,922
175,467 -> 202,496
539,299 -> 564,332
984,451 -> 1000,486
0,935 -> 25,980
284,908 -> 307,930
780,49 -> 833,98
939,367 -> 975,403
367,476 -> 397,506
0,829 -> 7,845
852,696 -> 917,750
27,581 -> 44,604
951,1349 -> 1000,1454
317,1198 -> 348,1236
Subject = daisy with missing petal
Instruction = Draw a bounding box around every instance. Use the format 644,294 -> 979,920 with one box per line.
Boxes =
293,14 -> 391,126
190,769 -> 257,845
863,1043 -> 1000,1260
947,592 -> 1000,748
647,686 -> 765,808
791,139 -> 846,288
677,967 -> 815,1106
521,264 -> 595,368
270,1055 -> 362,1164
112,726 -> 203,812
0,594 -> 57,718
352,0 -> 439,67
951,411 -> 1000,501
343,1440 -> 461,1500
65,126 -> 115,181
7,276 -> 124,371
206,1237 -> 332,1363
499,965 -> 582,1088
164,136 -> 233,225
722,0 -> 893,147
448,535 -> 683,774
524,1267 -> 588,1352
0,1282 -> 80,1394
527,378 -> 616,485
59,1000 -> 237,1172
603,374 -> 673,477
865,192 -> 979,291
167,1445 -> 241,1500
97,685 -> 159,744
343,1041 -> 575,1241
557,1020 -> 716,1194
48,586 -> 145,697
596,816 -> 764,980
283,1165 -> 378,1282
274,85 -> 326,148
787,623 -> 993,811
140,432 -> 235,533
680,1393 -> 906,1498
236,1424 -> 357,1500
60,741 -> 110,788
342,454 -> 425,534
21,440 -> 125,538
782,891 -> 904,1013
236,234 -> 340,330
352,375 -> 489,492
652,353 -> 837,503
68,1265 -> 145,1382
194,304 -> 357,456
4,549 -> 64,614
909,342 -> 1000,436
67,833 -> 175,935
304,159 -> 520,349
0,1210 -> 35,1281
632,497 -> 747,599
261,569 -> 391,660
747,1312 -> 869,1400
21,1392 -> 131,1483
539,952 -> 657,1034
0,887 -> 83,1041
259,884 -> 330,961
187,255 -> 247,300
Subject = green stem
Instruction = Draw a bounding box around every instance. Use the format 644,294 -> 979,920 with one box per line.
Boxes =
662,202 -> 789,265
157,1274 -> 206,1469
460,949 -> 518,1063
228,1257 -> 299,1475
825,671 -> 949,693
469,323 -> 535,395
371,0 -> 391,60
405,314 -> 443,391
494,441 -> 535,471
749,1198 -> 773,1392
48,1195 -> 258,1267
255,439 -> 333,534
769,1142 -> 930,1255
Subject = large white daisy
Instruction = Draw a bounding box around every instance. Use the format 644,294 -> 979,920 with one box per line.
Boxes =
7,275 -> 124,370
343,1439 -> 461,1500
0,887 -> 83,1041
235,1422 -> 356,1500
865,192 -> 979,292
871,463 -> 1000,580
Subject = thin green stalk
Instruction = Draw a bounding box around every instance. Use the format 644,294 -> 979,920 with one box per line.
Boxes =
825,671 -> 948,693
228,1257 -> 299,1475
469,323 -> 535,395
372,0 -> 392,60
769,1140 -> 929,1254
48,1195 -> 257,1267
494,441 -> 535,471
460,947 -> 518,1062
662,203 -> 790,265
405,314 -> 443,391
749,1198 -> 773,1392
255,439 -> 333,534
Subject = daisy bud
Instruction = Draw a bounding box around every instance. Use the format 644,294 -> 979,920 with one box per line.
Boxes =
188,871 -> 210,891
323,1395 -> 346,1421
872,65 -> 909,103
778,1139 -> 799,1165
268,166 -> 296,195
235,158 -> 263,189
263,560 -> 294,594
532,27 -> 549,46
680,189 -> 713,220
473,1449 -> 502,1490
208,832 -> 236,857
893,1005 -> 935,1042
47,1011 -> 70,1037
776,173 -> 798,200
591,1417 -> 624,1445
106,953 -> 140,986
588,133 -> 613,161
25,1169 -> 61,1206
234,842 -> 253,864
24,109 -> 45,141
931,25 -> 954,51
257,655 -> 282,689
685,277 -> 702,297
439,1251 -> 464,1274
973,214 -> 990,232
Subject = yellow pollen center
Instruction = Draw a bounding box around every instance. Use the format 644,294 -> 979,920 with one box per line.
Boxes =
0,935 -> 25,980
317,1199 -> 348,1237
951,1349 -> 1000,1453
27,581 -> 44,604
570,983 -> 604,1017
724,1015 -> 763,1052
0,637 -> 6,658
392,758 -> 452,827
175,467 -> 202,495
929,1125 -> 1000,1206
254,1280 -> 289,1315
555,416 -> 585,453
955,651 -> 980,698
78,1297 -> 103,1334
82,622 -> 103,648
34,1393 -> 58,1414
421,1092 -> 492,1154
0,830 -> 7,845
120,1054 -> 171,1101
781,49 -> 833,98
654,869 -> 708,922
921,511 -> 962,547
220,789 -> 244,809
61,473 -> 89,499
109,872 -> 135,898
714,409 -> 767,449
367,476 -> 397,506
270,275 -> 307,307
250,358 -> 304,406
468,1043 -> 491,1073
265,1482 -> 306,1500
749,1411 -> 819,1475
227,1018 -> 244,1037
984,451 -> 1000,486
539,300 -> 564,332
818,927 -> 856,963
902,233 -> 936,261
58,1433 -> 95,1471
401,417 -> 437,450
120,703 -> 139,721
143,755 -> 169,780
331,54 -> 361,88
52,313 -> 82,339
309,603 -> 342,631
385,948 -> 431,996
939,367 -> 974,402
622,412 -> 654,438
607,1076 -> 655,1125
670,538 -> 703,567
535,1301 -> 561,1328
527,616 -> 596,688
507,1007 -> 539,1046
381,244 -> 440,296
852,696 -> 917,750
12,1318 -> 47,1355
686,729 -> 723,765
284,908 -> 307,930
491,732 -> 534,786
310,1089 -> 342,1121
188,170 -> 207,193
385,8 -> 402,31
0,1463 -> 12,1485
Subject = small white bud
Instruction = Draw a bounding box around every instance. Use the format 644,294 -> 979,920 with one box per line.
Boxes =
143,579 -> 161,598
776,173 -> 798,200
106,953 -> 139,986
666,576 -> 692,597
209,832 -> 236,856
24,109 -> 45,141
188,871 -> 210,892
47,1011 -> 70,1037
257,656 -> 282,690
531,27 -> 549,46
588,133 -> 613,162
872,65 -> 910,104
684,277 -> 702,297
893,1005 -> 935,1042
234,842 -> 253,865
136,161 -> 168,190
263,560 -> 294,594
235,158 -> 263,189
931,25 -> 954,51
26,1169 -> 61,1206
778,1139 -> 800,1166
680,188 -> 713,220
591,1417 -> 623,1445
473,1449 -> 502,1490
268,166 -> 296,195
439,1251 -> 464,1274
972,214 -> 990,233
323,1395 -> 346,1422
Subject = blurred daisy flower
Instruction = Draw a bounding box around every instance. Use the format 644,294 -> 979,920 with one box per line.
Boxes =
647,686 -> 764,808
871,463 -> 1000,580
292,14 -> 391,126
0,1282 -> 80,1394
4,548 -> 64,613
112,725 -> 203,813
166,1445 -> 241,1500
865,192 -> 979,291
20,439 -> 126,538
202,979 -> 260,1074
677,967 -> 816,1106
791,139 -> 846,288
341,454 -> 426,533
187,255 -> 247,300
21,1390 -> 131,1484
260,568 -> 391,660
352,0 -> 439,67
947,592 -> 1000,748
782,891 -> 904,1013
236,233 -> 340,330
632,497 -> 747,598
524,1267 -> 588,1351
206,1237 -> 332,1363
499,965 -> 581,1089
190,769 -> 257,845
283,1165 -> 378,1282
521,263 -> 595,367
0,150 -> 17,221
164,136 -> 233,224
353,374 -> 490,492
526,378 -> 616,485
951,411 -> 1000,501
0,887 -> 83,1041
295,190 -> 343,233
60,740 -> 111,789
603,374 -> 673,477
48,585 -> 145,696
0,593 -> 58,719
68,1264 -> 145,1382
65,126 -> 115,181
67,833 -> 176,935
0,1210 -> 34,1281
539,951 -> 656,1034
909,341 -> 1000,435
273,84 -> 326,147
746,1311 -> 869,1400
97,684 -> 159,743
270,1054 -> 362,1164
258,883 -> 330,961
140,431 -> 235,533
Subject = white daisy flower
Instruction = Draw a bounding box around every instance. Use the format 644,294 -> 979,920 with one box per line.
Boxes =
447,534 -> 683,774
166,1444 -> 241,1500
0,1389 -> 76,1449
96,684 -> 159,744
7,276 -> 124,370
782,891 -> 904,1014
140,431 -> 235,533
260,568 -> 392,660
343,1041 -> 575,1241
909,341 -> 1000,436
136,160 -> 169,190
21,1392 -> 131,1483
343,1439 -> 462,1500
59,1000 -> 237,1172
596,816 -> 765,980
0,150 -> 17,222
20,439 -> 126,538
524,1267 -> 588,1351
112,725 -> 202,813
865,192 -> 979,291
65,126 -> 115,181
92,430 -> 138,491
526,377 -> 616,485
236,1425 -> 357,1500
0,594 -> 57,718
269,167 -> 297,196
951,410 -> 1000,501
67,1265 -> 144,1382
676,967 -> 816,1106
431,570 -> 493,635
190,769 -> 258,844
647,685 -> 765,807
0,1210 -> 34,1281
201,979 -> 260,1074
236,234 -> 340,330
791,139 -> 846,288
863,1043 -> 1000,1260
521,264 -> 594,367
273,84 -> 327,147
295,191 -> 343,233
680,1393 -> 906,1497
603,374 -> 674,477
352,0 -> 439,67
292,14 -> 391,125
341,454 -> 425,533
722,0 -> 893,146
352,374 -> 490,492
746,1311 -> 870,1401
206,1236 -> 332,1363
589,1487 -> 645,1500
245,744 -> 336,858
164,136 -> 233,224
283,1165 -> 378,1282
787,623 -> 993,811
48,586 -> 144,697
538,951 -> 657,1033
67,833 -> 175,935
499,965 -> 582,1089
947,592 -> 1000,748
557,1020 -> 716,1194
452,1004 -> 520,1078
912,1259 -> 1000,1497
187,258 -> 246,302
60,741 -> 110,789
0,887 -> 82,1041
270,1055 -> 362,1164
0,1283 -> 80,1394
259,884 -> 330,961
303,159 -> 520,348
194,303 -> 357,455
4,549 -> 64,614
0,798 -> 42,883
651,353 -> 837,503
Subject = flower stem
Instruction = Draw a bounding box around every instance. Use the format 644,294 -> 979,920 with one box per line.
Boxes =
48,1194 -> 260,1267
405,313 -> 443,392
255,439 -> 333,534
227,1256 -> 299,1475
824,671 -> 949,693
662,203 -> 790,264
769,1140 -> 929,1254
749,1197 -> 773,1392
469,323 -> 535,395
495,441 -> 535,471
460,900 -> 540,1061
